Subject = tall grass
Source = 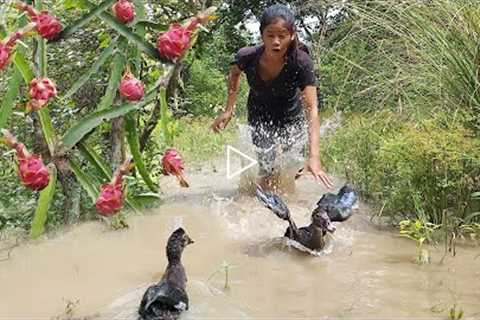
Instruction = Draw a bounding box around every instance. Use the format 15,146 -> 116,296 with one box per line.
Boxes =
321,0 -> 480,132
318,0 -> 480,224
361,0 -> 480,131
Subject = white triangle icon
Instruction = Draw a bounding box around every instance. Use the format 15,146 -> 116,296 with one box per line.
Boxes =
226,145 -> 258,179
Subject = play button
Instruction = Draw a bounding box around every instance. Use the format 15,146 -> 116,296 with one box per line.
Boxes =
226,145 -> 258,179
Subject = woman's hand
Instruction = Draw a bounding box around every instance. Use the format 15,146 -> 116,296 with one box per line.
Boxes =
212,110 -> 233,133
305,157 -> 333,189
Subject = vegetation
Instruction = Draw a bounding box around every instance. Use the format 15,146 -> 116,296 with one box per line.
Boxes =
320,112 -> 480,224
317,0 -> 480,243
0,0 -> 221,234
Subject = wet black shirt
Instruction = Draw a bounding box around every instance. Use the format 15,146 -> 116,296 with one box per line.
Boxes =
233,45 -> 316,128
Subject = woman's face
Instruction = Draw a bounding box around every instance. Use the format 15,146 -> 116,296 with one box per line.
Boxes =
261,18 -> 294,57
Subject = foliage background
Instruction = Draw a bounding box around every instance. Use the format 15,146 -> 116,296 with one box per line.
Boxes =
1,0 -> 479,234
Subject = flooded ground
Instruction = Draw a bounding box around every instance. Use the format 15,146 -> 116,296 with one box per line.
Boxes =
0,158 -> 479,319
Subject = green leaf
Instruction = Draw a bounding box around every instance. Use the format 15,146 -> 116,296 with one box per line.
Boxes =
0,67 -> 23,129
131,192 -> 161,205
98,32 -> 112,48
135,192 -> 161,199
133,0 -> 146,23
84,0 -> 170,63
464,212 -> 480,224
124,197 -> 142,213
63,0 -> 76,9
69,159 -> 99,202
62,39 -> 117,100
135,20 -> 168,32
125,113 -> 157,192
159,88 -> 174,146
62,78 -> 164,149
37,109 -> 56,156
55,0 -> 118,41
37,37 -> 47,76
78,142 -> 112,180
30,166 -> 57,239
64,0 -> 89,10
97,51 -> 125,110
100,16 -> 163,62
132,0 -> 146,71
12,52 -> 34,84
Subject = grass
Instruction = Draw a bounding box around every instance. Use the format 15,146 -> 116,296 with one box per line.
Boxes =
175,116 -> 240,165
149,115 -> 241,167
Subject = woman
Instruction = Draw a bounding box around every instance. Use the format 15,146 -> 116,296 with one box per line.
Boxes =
212,4 -> 332,191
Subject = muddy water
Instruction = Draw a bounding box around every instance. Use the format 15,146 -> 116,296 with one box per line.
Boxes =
1,162 -> 480,319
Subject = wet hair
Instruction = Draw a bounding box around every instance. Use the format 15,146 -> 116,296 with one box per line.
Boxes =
260,4 -> 296,34
259,4 -> 310,55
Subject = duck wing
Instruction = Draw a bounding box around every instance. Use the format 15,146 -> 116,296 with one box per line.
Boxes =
316,185 -> 358,222
255,185 -> 290,221
337,185 -> 358,209
139,280 -> 189,319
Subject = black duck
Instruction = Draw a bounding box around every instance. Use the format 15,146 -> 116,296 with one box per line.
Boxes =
256,184 -> 357,251
138,227 -> 194,320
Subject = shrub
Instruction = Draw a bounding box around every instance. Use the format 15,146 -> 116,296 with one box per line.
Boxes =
182,55 -> 248,117
321,111 -> 480,224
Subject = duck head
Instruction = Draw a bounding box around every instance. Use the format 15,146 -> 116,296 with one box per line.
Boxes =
311,208 -> 336,233
166,227 -> 194,263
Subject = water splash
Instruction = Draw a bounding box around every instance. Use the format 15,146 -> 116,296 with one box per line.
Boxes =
236,123 -> 306,195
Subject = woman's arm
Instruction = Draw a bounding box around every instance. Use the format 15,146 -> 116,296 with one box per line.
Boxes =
212,64 -> 242,132
302,85 -> 333,189
225,64 -> 242,114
